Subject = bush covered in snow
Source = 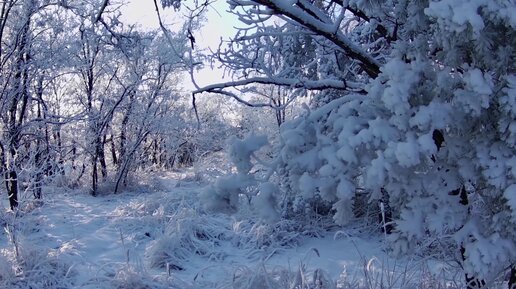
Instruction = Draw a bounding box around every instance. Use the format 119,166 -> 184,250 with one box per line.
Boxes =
197,0 -> 516,286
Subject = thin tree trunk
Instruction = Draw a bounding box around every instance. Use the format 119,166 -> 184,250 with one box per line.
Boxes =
91,154 -> 98,196
152,139 -> 158,165
6,97 -> 19,209
34,101 -> 43,199
71,142 -> 77,170
34,148 -> 43,199
5,168 -> 18,209
91,134 -> 107,195
114,131 -> 149,193
119,94 -> 134,167
54,127 -> 64,176
110,135 -> 118,165
99,135 -> 107,179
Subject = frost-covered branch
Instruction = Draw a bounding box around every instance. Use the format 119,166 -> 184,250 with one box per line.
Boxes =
94,0 -> 110,23
229,0 -> 381,78
332,0 -> 396,42
194,76 -> 359,94
192,76 -> 365,109
194,88 -> 283,109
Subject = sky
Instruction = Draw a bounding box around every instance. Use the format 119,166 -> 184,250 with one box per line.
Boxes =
120,0 -> 240,89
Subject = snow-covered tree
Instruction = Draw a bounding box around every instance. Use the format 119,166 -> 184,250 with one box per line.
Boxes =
196,0 -> 516,286
0,0 -> 199,203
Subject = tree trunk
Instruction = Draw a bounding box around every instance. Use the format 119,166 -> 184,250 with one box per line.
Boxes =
119,94 -> 134,167
99,135 -> 107,179
34,103 -> 43,199
152,138 -> 158,165
114,131 -> 149,193
5,170 -> 18,210
6,94 -> 20,209
54,125 -> 64,176
3,0 -> 34,208
91,154 -> 98,196
71,142 -> 77,170
33,148 -> 42,199
110,135 -> 118,165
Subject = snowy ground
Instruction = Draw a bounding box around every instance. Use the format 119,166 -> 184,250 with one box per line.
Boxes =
0,170 -> 462,289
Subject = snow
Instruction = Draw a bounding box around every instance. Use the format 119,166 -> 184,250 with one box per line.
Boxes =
409,101 -> 452,130
380,59 -> 414,116
1,0 -> 515,287
336,144 -> 358,165
298,172 -> 317,199
454,68 -> 493,116
505,184 -> 516,222
253,182 -> 280,223
227,134 -> 268,174
394,137 -> 421,168
417,133 -> 437,156
365,151 -> 390,189
0,170 -> 452,289
425,0 -> 485,33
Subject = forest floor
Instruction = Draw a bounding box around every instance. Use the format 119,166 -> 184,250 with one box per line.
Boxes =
0,169 -> 463,289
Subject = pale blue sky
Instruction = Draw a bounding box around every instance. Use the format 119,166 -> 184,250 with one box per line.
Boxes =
120,0 -> 240,88
120,0 -> 237,49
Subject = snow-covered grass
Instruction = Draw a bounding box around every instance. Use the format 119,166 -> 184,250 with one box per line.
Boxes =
144,206 -> 232,270
0,168 -> 491,289
0,237 -> 77,289
210,256 -> 466,289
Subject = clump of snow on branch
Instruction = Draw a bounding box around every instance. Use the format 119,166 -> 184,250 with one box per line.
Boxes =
201,133 -> 280,220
